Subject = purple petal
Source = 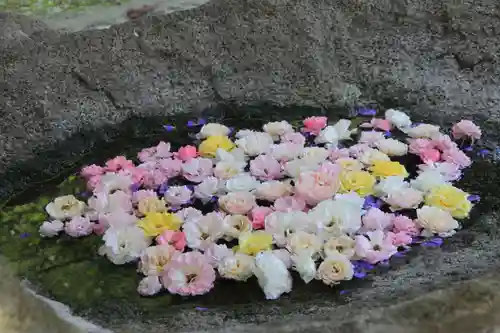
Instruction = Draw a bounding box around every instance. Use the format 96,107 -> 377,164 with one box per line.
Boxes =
197,118 -> 207,125
20,232 -> 30,239
378,259 -> 390,266
421,237 -> 444,247
195,307 -> 208,311
411,237 -> 424,245
187,120 -> 196,127
478,149 -> 490,157
228,127 -> 234,135
384,131 -> 392,137
339,290 -> 348,295
357,108 -> 377,116
129,184 -> 141,192
353,271 -> 367,279
353,260 -> 375,270
467,194 -> 480,202
463,146 -> 473,152
163,125 -> 175,132
158,183 -> 169,196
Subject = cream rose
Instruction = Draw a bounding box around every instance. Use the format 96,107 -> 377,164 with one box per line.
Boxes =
322,234 -> 356,259
416,205 -> 459,237
316,253 -> 354,286
404,123 -> 441,138
197,123 -> 231,139
385,109 -> 412,128
357,148 -> 390,165
218,192 -> 256,215
263,121 -> 294,140
217,253 -> 255,281
45,195 -> 86,220
223,214 -> 253,240
255,180 -> 293,202
235,132 -> 273,156
375,139 -> 408,157
285,231 -> 323,259
138,244 -> 179,276
283,159 -> 319,178
301,147 -> 330,164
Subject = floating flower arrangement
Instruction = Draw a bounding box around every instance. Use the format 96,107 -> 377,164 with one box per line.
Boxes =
38,109 -> 482,300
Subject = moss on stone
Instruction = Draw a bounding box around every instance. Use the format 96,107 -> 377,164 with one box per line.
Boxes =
0,0 -> 127,15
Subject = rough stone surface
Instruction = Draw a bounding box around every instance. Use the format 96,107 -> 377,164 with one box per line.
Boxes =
1,0 -> 500,332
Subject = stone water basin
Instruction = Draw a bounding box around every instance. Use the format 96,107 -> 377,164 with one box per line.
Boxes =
0,103 -> 499,333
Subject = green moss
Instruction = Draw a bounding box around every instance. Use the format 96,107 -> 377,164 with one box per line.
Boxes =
0,0 -> 127,15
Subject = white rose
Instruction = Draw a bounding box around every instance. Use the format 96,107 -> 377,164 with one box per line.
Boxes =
332,119 -> 357,140
213,160 -> 246,180
215,147 -> 247,163
255,180 -> 293,202
217,253 -> 255,281
204,243 -> 233,267
315,126 -> 340,145
316,253 -> 354,286
286,231 -> 322,259
410,170 -> 448,193
194,177 -> 222,203
223,214 -> 253,240
138,244 -> 178,276
359,131 -> 385,147
309,195 -> 363,236
373,176 -> 409,197
253,251 -> 292,300
39,220 -> 64,238
94,172 -> 134,194
270,143 -> 303,161
224,173 -> 260,192
137,276 -> 163,296
357,148 -> 391,165
301,147 -> 330,164
88,190 -> 132,214
291,250 -> 317,284
283,159 -> 318,178
45,195 -> 86,220
322,234 -> 356,259
98,226 -> 152,265
175,207 -> 203,224
218,192 -> 256,215
235,132 -> 273,156
265,211 -> 314,246
385,109 -> 412,128
416,206 -> 459,237
375,139 -> 408,156
384,187 -> 424,211
272,249 -> 293,269
263,121 -> 294,140
197,123 -> 231,139
183,212 -> 225,250
403,123 -> 441,138
235,129 -> 255,139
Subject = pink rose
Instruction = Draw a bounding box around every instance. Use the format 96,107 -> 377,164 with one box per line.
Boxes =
371,118 -> 391,131
294,170 -> 340,206
391,215 -> 419,236
65,216 -> 94,237
81,164 -> 104,179
274,195 -> 306,212
386,231 -> 412,246
176,145 -> 198,161
218,192 -> 256,215
132,189 -> 158,204
138,141 -> 172,162
441,148 -> 472,168
156,230 -> 186,251
182,158 -> 213,183
105,156 -> 134,172
249,206 -> 274,229
119,167 -> 149,185
361,207 -> 393,231
328,147 -> 351,161
431,134 -> 458,152
354,231 -> 397,264
408,138 -> 433,155
452,120 -> 481,141
318,161 -> 342,176
302,116 -> 327,135
164,186 -> 192,207
419,148 -> 441,163
281,132 -> 306,146
87,175 -> 102,191
142,169 -> 168,188
157,158 -> 183,179
250,154 -> 282,181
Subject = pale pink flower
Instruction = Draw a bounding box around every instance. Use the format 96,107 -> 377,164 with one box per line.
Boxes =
203,243 -> 232,267
281,132 -> 306,146
88,191 -> 133,214
182,158 -> 213,183
408,138 -> 433,155
354,231 -> 397,264
161,252 -> 216,296
441,148 -> 472,168
274,196 -> 306,212
87,175 -> 102,191
370,118 -> 391,131
138,141 -> 172,162
451,120 -> 481,141
249,206 -> 274,229
418,162 -> 462,181
164,186 -> 192,207
302,116 -> 327,135
318,161 -> 343,176
348,143 -> 372,158
328,147 -> 350,161
391,215 -> 419,236
156,230 -> 186,251
105,156 -> 134,172
386,231 -> 412,246
39,220 -> 64,238
359,131 -> 385,147
419,148 -> 441,163
270,143 -> 303,162
384,188 -> 424,211
294,171 -> 340,206
81,164 -> 105,179
157,158 -> 183,179
97,211 -> 138,232
176,145 -> 198,161
175,207 -> 203,225
361,207 -> 393,231
218,192 -> 256,215
250,154 -> 282,181
65,216 -> 94,237
137,276 -> 163,296
132,189 -> 158,204
255,181 -> 293,202
142,169 -> 168,188
431,134 -> 458,152
119,167 -> 149,185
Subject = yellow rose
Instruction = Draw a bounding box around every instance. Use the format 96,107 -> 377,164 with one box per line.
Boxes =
198,135 -> 235,158
138,212 -> 182,237
424,184 -> 472,219
339,171 -> 376,196
368,160 -> 408,178
137,197 -> 168,216
238,231 -> 273,256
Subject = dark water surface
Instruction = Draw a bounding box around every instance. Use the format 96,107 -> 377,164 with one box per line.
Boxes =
0,103 -> 498,325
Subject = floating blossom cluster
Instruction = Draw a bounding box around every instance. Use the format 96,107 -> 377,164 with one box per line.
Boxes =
39,109 -> 481,300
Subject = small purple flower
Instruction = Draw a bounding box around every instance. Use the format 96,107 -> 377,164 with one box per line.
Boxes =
353,270 -> 367,279
463,146 -> 473,152
228,127 -> 234,135
339,290 -> 348,295
478,149 -> 490,158
353,260 -> 375,271
20,232 -> 30,239
421,237 -> 443,247
357,108 -> 377,116
384,131 -> 392,137
467,194 -> 480,203
158,183 -> 169,196
163,125 -> 175,132
129,183 -> 141,192
363,196 -> 382,210
197,118 -> 207,125
195,307 -> 209,311
187,120 -> 196,127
